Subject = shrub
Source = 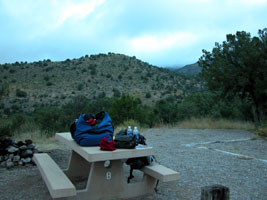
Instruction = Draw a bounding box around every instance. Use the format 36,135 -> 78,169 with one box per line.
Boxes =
255,121 -> 267,137
113,88 -> 121,98
44,75 -> 50,81
145,92 -> 151,98
16,89 -> 27,97
0,114 -> 25,137
77,83 -> 83,91
34,107 -> 66,136
109,94 -> 144,127
46,82 -> 53,86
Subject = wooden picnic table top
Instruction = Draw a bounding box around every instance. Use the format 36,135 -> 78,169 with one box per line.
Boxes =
56,132 -> 153,162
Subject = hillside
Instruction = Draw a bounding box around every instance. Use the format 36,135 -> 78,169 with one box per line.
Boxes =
171,63 -> 202,76
0,53 -> 202,114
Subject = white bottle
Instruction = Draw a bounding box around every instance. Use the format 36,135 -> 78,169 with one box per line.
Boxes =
127,126 -> 132,136
133,126 -> 139,140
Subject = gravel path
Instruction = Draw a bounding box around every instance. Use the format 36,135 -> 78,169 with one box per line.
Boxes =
0,129 -> 266,200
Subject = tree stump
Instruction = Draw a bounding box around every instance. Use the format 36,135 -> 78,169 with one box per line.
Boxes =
201,184 -> 229,200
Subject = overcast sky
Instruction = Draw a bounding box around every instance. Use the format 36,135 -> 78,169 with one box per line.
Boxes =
0,0 -> 266,67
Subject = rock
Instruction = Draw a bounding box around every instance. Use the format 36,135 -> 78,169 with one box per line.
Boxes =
13,155 -> 20,162
19,145 -> 28,151
7,146 -> 19,153
2,137 -> 12,148
6,158 -> 14,168
25,139 -> 32,145
20,150 -> 33,158
27,144 -> 35,150
0,161 -> 6,168
16,141 -> 26,147
0,147 -> 7,155
9,154 -> 14,160
4,154 -> 9,161
18,160 -> 24,166
33,149 -> 39,153
6,160 -> 14,169
0,155 -> 3,162
13,161 -> 18,166
22,157 -> 31,163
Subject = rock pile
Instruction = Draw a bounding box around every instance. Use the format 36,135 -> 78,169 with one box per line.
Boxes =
0,137 -> 38,169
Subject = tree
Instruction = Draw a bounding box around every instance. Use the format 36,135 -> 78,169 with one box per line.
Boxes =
109,94 -> 143,126
198,28 -> 267,126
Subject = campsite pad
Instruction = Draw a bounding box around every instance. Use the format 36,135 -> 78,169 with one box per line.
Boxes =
0,129 -> 266,200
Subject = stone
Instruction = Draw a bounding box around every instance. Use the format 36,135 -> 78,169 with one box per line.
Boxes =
7,146 -> 19,153
4,154 -> 9,161
9,154 -> 14,160
18,160 -> 24,166
19,145 -> 28,151
16,141 -> 26,147
0,146 -> 7,155
27,143 -> 35,150
6,160 -> 14,169
2,138 -> 12,148
0,161 -> 6,168
21,149 -> 33,158
33,149 -> 39,153
25,139 -> 32,145
22,157 -> 31,163
13,155 -> 20,162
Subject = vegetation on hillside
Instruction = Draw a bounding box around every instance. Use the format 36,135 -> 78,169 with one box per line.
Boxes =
0,53 -> 201,115
0,92 -> 253,138
199,28 -> 267,127
0,28 -> 266,138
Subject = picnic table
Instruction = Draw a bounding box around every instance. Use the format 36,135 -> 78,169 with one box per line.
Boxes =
33,132 -> 179,200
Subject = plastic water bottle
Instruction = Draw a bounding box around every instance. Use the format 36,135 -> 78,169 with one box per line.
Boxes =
127,126 -> 133,136
133,126 -> 139,141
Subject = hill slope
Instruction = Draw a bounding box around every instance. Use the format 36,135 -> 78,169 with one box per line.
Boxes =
172,63 -> 202,76
0,53 -> 202,113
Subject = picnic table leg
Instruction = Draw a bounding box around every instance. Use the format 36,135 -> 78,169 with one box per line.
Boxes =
64,150 -> 90,181
73,160 -> 158,200
75,159 -> 126,199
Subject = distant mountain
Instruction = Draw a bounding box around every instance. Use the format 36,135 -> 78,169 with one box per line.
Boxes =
0,53 -> 202,114
170,63 -> 202,76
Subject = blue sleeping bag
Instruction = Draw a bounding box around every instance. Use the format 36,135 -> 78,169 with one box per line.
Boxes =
70,111 -> 114,146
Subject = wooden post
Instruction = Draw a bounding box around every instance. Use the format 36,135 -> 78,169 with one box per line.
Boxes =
201,184 -> 229,200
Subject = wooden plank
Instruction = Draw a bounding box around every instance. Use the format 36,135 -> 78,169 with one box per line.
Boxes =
55,132 -> 153,162
141,163 -> 179,182
33,153 -> 76,198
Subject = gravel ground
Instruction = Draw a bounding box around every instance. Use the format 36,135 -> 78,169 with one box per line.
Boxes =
0,129 -> 266,200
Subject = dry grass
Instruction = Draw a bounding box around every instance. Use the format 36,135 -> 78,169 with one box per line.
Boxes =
154,118 -> 254,130
255,124 -> 267,137
114,119 -> 148,135
13,130 -> 65,151
11,118 -> 255,150
176,118 -> 254,130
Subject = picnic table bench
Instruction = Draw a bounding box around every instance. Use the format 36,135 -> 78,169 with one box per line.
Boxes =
33,132 -> 179,199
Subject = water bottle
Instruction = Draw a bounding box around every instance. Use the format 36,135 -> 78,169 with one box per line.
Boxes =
127,126 -> 133,136
133,126 -> 139,141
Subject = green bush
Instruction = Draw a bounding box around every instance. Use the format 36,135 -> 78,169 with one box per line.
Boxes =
0,114 -> 25,137
16,89 -> 27,97
34,107 -> 66,136
255,121 -> 267,137
145,92 -> 151,98
77,83 -> 83,91
109,94 -> 144,126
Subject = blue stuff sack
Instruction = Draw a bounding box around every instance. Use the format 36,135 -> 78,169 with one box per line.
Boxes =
70,111 -> 114,146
